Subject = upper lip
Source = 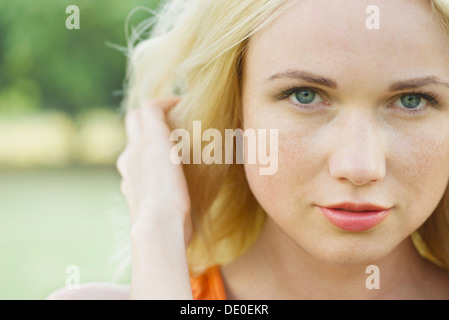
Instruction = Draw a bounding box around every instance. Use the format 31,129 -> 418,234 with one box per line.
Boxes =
321,202 -> 391,212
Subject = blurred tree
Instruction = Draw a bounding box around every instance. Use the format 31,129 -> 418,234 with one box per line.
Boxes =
0,0 -> 162,116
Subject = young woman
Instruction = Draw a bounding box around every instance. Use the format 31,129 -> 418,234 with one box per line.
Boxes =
49,0 -> 449,299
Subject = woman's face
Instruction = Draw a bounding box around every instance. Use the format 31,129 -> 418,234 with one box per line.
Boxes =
242,0 -> 449,265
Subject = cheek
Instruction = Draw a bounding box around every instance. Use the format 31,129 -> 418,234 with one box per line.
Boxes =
390,128 -> 449,219
242,97 -> 329,217
243,123 -> 315,218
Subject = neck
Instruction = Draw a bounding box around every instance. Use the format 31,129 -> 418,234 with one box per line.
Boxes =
221,217 -> 440,300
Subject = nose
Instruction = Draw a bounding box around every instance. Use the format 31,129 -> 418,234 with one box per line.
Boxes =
328,112 -> 386,186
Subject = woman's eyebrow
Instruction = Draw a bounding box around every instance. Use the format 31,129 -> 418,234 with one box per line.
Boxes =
266,71 -> 449,92
389,76 -> 449,91
266,70 -> 338,89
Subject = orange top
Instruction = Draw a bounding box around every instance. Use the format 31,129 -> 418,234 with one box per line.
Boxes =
190,266 -> 227,300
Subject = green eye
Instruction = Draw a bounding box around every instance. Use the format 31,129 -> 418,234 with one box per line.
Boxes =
292,89 -> 322,105
400,95 -> 424,109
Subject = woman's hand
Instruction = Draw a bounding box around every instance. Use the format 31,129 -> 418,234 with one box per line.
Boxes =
117,98 -> 194,299
117,98 -> 192,246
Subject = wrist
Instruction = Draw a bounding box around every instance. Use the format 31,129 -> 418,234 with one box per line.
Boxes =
130,213 -> 186,245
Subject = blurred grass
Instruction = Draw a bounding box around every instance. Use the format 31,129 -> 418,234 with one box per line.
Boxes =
0,166 -> 131,300
0,109 -> 126,167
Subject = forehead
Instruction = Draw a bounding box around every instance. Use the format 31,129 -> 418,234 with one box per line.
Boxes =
246,0 -> 449,83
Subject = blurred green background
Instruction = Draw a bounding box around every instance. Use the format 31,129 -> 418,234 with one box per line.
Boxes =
0,0 -> 162,299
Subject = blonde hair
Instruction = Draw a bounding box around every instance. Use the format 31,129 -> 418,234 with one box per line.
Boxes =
122,0 -> 449,275
413,0 -> 449,271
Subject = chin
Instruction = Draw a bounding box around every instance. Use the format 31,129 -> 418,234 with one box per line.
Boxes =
300,233 -> 400,267
317,250 -> 385,267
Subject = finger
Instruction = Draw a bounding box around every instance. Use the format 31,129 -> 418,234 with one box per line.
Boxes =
124,108 -> 142,141
120,179 -> 127,195
141,97 -> 181,120
116,151 -> 128,177
152,96 -> 181,113
140,100 -> 179,138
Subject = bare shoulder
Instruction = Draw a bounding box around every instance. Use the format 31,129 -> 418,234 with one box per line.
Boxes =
46,282 -> 130,300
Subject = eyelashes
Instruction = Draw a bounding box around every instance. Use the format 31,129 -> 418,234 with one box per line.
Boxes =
390,91 -> 439,115
277,86 -> 441,115
277,86 -> 329,112
278,86 -> 320,101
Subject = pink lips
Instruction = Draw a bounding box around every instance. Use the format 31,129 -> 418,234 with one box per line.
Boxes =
318,202 -> 391,232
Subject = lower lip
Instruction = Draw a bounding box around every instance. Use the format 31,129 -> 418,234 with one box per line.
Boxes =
318,207 -> 391,232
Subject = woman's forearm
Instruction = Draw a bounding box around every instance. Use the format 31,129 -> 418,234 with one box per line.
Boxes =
129,217 -> 193,300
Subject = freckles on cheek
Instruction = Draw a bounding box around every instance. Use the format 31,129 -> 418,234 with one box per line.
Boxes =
244,163 -> 282,215
277,133 -> 310,178
394,131 -> 449,199
269,134 -> 315,195
244,131 -> 307,214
